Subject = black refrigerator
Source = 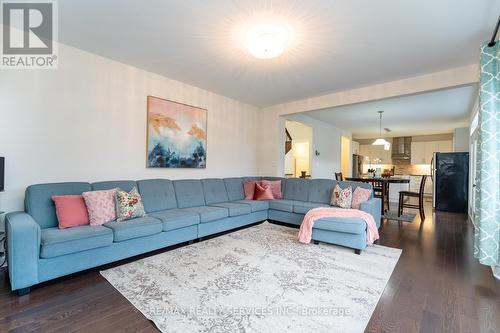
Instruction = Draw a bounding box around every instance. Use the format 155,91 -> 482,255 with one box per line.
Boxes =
431,152 -> 469,213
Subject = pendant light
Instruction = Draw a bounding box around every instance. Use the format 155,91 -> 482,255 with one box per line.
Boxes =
372,111 -> 390,148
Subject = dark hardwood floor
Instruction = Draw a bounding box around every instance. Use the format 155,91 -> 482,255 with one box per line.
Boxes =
0,202 -> 498,332
367,201 -> 499,333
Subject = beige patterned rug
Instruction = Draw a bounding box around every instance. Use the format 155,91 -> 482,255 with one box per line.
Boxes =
101,222 -> 401,333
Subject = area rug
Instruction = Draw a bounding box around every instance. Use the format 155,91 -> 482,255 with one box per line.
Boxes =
383,210 -> 416,222
101,222 -> 401,333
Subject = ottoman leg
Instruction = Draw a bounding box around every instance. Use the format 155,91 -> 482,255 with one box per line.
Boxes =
354,249 -> 361,255
313,240 -> 319,245
17,287 -> 30,296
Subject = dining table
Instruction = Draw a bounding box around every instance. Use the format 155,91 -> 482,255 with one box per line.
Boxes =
345,176 -> 410,214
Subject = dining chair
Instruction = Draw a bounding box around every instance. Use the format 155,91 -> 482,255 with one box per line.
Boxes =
335,172 -> 344,181
398,175 -> 427,221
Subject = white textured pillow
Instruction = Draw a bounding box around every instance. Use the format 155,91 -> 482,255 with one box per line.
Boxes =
330,185 -> 353,209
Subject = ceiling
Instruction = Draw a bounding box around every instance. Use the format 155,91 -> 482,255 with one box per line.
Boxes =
303,85 -> 478,138
59,1 -> 499,107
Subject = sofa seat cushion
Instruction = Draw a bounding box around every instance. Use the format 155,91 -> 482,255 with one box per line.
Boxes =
103,217 -> 162,242
149,209 -> 200,231
183,206 -> 229,223
313,217 -> 366,235
210,202 -> 251,217
234,200 -> 269,212
40,225 -> 113,258
293,201 -> 329,214
268,200 -> 300,213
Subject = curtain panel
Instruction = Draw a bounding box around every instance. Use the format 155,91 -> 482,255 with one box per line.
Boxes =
474,41 -> 500,266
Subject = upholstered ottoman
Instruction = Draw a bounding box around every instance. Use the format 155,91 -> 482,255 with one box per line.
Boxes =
311,216 -> 369,254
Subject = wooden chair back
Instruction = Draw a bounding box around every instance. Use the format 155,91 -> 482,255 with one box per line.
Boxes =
419,175 -> 427,199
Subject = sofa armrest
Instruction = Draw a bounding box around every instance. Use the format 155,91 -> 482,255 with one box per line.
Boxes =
360,198 -> 382,228
5,212 -> 41,291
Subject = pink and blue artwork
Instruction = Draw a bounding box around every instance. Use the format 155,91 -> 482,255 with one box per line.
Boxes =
147,96 -> 207,168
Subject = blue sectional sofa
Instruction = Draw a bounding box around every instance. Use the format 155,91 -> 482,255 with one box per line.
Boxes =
5,177 -> 380,294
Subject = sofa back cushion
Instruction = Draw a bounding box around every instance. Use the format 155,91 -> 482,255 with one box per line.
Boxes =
338,181 -> 374,198
173,180 -> 205,208
202,179 -> 229,205
25,182 -> 92,229
262,177 -> 285,187
283,178 -> 310,201
244,176 -> 261,182
137,179 -> 177,213
308,179 -> 335,204
92,180 -> 137,192
223,177 -> 245,201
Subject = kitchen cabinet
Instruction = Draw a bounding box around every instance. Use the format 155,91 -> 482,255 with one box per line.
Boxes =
409,175 -> 422,192
425,176 -> 433,196
389,175 -> 432,202
359,144 -> 392,164
411,142 -> 426,164
388,175 -> 410,202
438,140 -> 453,152
411,140 -> 452,164
409,175 -> 433,196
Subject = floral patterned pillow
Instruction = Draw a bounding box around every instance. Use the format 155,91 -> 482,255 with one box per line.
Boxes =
330,184 -> 353,209
115,187 -> 146,222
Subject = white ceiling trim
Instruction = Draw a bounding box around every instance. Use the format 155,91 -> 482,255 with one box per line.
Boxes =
262,64 -> 478,114
302,85 -> 477,139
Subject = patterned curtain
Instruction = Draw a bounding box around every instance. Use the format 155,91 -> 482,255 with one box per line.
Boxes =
474,41 -> 500,266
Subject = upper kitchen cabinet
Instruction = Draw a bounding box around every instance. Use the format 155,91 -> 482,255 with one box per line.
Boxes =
437,140 -> 453,152
411,140 -> 453,164
411,141 -> 427,164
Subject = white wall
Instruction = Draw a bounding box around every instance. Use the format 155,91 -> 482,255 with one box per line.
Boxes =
0,43 -> 260,216
284,114 -> 351,179
453,127 -> 470,152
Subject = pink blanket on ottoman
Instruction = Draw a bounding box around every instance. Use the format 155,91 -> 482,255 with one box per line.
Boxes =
298,207 -> 379,245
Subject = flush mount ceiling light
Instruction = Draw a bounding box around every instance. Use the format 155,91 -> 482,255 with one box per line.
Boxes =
372,111 -> 391,148
244,23 -> 291,59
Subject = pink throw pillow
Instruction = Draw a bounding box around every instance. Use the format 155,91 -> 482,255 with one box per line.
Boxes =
261,180 -> 282,199
52,195 -> 90,229
351,187 -> 373,209
253,183 -> 274,200
82,189 -> 117,225
243,181 -> 257,200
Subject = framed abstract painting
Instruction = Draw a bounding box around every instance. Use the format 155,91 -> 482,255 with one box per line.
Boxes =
146,96 -> 207,168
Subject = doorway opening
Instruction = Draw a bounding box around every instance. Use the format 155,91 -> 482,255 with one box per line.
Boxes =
284,120 -> 312,178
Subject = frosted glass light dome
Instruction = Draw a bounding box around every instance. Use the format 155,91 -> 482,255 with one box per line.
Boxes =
245,24 -> 290,59
372,138 -> 390,146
